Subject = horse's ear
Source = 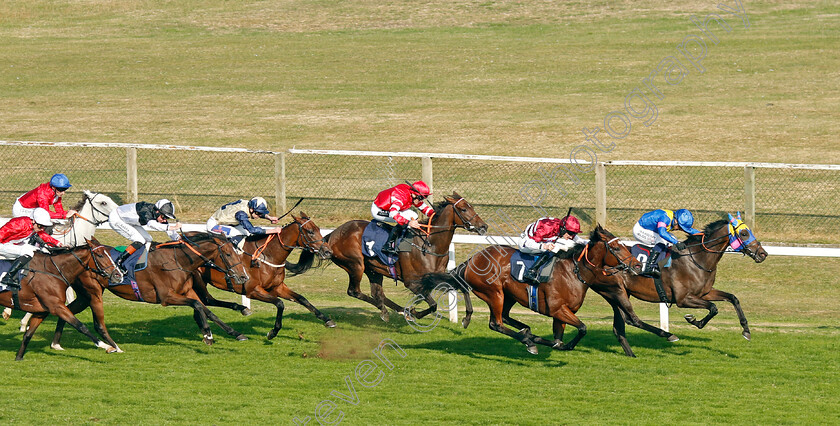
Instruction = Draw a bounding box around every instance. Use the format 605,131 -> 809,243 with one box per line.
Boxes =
291,214 -> 299,221
728,213 -> 736,224
451,191 -> 462,199
299,211 -> 309,218
84,189 -> 94,197
736,211 -> 742,221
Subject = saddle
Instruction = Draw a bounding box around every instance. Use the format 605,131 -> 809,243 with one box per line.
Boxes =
0,259 -> 29,292
361,222 -> 414,266
630,243 -> 672,275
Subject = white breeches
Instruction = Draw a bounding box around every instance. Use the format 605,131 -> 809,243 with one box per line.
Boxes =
0,243 -> 36,260
109,211 -> 154,244
371,203 -> 417,224
12,200 -> 34,219
633,222 -> 670,246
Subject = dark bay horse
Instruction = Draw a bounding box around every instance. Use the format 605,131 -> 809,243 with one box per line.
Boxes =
1,238 -> 121,360
620,213 -> 767,341
193,213 -> 334,339
288,192 -> 487,324
51,232 -> 251,350
422,225 -> 642,355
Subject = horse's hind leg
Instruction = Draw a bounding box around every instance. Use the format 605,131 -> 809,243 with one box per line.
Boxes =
610,305 -> 636,358
680,296 -> 718,330
16,313 -> 47,360
51,306 -> 116,355
357,270 -> 389,321
404,279 -> 437,320
477,291 -> 537,354
247,286 -> 286,340
704,289 -> 751,340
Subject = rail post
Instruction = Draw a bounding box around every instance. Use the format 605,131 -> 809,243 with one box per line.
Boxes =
275,152 -> 286,214
744,165 -> 756,229
595,162 -> 607,227
126,147 -> 138,203
422,156 -> 433,202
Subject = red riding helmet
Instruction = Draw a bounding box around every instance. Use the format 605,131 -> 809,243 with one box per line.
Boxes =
560,215 -> 581,234
410,180 -> 431,197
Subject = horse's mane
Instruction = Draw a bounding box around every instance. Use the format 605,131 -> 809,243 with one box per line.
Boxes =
684,219 -> 728,244
71,195 -> 88,212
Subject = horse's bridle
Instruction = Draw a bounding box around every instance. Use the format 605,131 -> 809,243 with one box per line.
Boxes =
75,192 -> 112,226
681,224 -> 761,272
277,218 -> 325,253
577,237 -> 636,278
176,234 -> 246,288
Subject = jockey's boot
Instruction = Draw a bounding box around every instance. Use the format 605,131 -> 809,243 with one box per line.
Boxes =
382,225 -> 404,255
523,253 -> 552,284
116,242 -> 144,273
1,255 -> 32,289
644,251 -> 661,278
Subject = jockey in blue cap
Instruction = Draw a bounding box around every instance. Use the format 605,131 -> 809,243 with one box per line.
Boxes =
206,197 -> 282,241
633,208 -> 701,276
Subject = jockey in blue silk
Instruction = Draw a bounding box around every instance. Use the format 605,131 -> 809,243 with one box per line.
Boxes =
633,208 -> 701,276
206,197 -> 282,241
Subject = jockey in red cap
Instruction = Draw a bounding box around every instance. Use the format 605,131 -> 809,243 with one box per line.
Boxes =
0,208 -> 64,288
371,180 -> 434,254
518,214 -> 583,284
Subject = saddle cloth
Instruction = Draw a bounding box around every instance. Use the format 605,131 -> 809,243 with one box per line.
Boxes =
0,259 -> 27,293
509,251 -> 556,284
630,243 -> 671,274
361,221 -> 411,267
109,245 -> 149,286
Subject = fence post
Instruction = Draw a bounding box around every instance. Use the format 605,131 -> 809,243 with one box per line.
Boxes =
422,156 -> 433,202
744,165 -> 756,229
275,152 -> 286,214
126,147 -> 138,203
447,242 -> 458,324
595,162 -> 607,227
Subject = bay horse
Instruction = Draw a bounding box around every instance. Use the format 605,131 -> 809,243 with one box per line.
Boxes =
620,213 -> 767,342
51,232 -> 251,351
1,237 -> 122,360
192,213 -> 334,339
421,225 -> 643,355
288,192 -> 487,324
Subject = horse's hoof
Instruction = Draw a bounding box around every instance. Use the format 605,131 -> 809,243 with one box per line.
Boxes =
526,345 -> 538,355
461,318 -> 471,329
667,335 -> 680,342
114,346 -> 124,353
266,330 -> 278,340
241,308 -> 253,316
106,347 -> 118,354
380,311 -> 389,322
325,320 -> 336,328
203,336 -> 215,346
19,325 -> 29,333
743,331 -> 751,341
684,314 -> 695,322
2,309 -> 11,321
50,343 -> 65,351
236,335 -> 249,341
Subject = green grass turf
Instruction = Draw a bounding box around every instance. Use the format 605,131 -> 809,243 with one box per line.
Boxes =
1,254 -> 838,424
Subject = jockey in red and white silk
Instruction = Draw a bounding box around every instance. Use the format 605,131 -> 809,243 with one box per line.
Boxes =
518,216 -> 583,255
371,181 -> 434,226
14,183 -> 73,220
0,211 -> 61,260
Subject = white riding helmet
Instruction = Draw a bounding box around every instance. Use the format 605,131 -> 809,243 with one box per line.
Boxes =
155,199 -> 177,219
33,208 -> 53,227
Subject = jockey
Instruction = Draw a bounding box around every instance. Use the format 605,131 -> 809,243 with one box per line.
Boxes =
12,173 -> 77,221
633,208 -> 701,276
0,208 -> 64,288
371,180 -> 434,254
109,199 -> 182,271
206,197 -> 282,240
519,215 -> 583,284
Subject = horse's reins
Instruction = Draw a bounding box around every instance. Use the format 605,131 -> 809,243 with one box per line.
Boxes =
160,234 -> 243,289
576,237 -> 632,278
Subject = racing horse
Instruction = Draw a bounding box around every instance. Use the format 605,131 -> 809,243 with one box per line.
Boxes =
620,213 -> 767,341
4,190 -> 119,325
192,213 -> 334,339
1,237 -> 121,360
50,232 -> 250,351
288,192 -> 487,324
420,225 -> 643,355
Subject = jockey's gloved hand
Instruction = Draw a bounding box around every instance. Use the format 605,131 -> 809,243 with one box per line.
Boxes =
674,242 -> 687,251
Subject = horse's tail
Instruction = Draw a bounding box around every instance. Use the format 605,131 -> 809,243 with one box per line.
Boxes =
286,250 -> 318,276
419,262 -> 470,295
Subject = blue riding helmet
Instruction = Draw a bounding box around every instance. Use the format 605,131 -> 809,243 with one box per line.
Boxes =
675,209 -> 701,234
50,173 -> 72,190
248,197 -> 271,217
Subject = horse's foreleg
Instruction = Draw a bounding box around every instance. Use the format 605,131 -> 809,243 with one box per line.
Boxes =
599,289 -> 678,342
610,305 -> 636,358
704,289 -> 750,340
185,289 -> 248,341
50,306 -> 116,354
192,273 -> 251,316
480,292 -> 537,354
275,282 -> 335,328
549,305 -> 586,351
16,314 -> 47,360
357,270 -> 388,321
161,294 -> 214,344
405,280 -> 438,320
87,293 -> 122,352
247,286 -> 285,340
680,296 -> 718,330
51,293 -> 91,351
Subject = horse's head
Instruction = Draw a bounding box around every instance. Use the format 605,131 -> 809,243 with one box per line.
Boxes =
188,232 -> 250,287
439,192 -> 488,234
588,224 -> 643,275
81,190 -> 119,224
289,212 -> 331,259
726,212 -> 768,263
84,237 -> 123,284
